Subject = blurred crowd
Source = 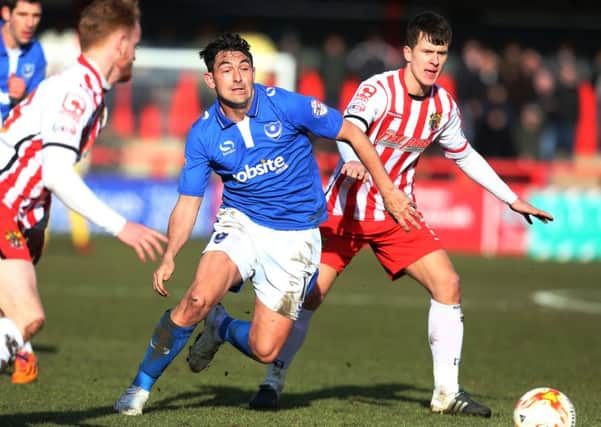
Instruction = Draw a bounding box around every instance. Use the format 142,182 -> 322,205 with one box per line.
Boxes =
276,32 -> 600,162
39,27 -> 601,166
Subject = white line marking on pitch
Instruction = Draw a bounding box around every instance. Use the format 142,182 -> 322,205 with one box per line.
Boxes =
533,289 -> 601,314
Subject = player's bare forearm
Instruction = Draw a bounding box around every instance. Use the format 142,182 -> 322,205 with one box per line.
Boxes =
510,198 -> 554,225
153,195 -> 202,297
164,195 -> 203,260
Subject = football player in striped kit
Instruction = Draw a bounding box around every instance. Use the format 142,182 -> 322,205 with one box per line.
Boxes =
0,0 -> 45,384
249,11 -> 553,417
0,0 -> 166,381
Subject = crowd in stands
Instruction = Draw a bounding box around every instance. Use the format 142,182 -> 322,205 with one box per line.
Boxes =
39,27 -> 601,170
285,32 -> 600,162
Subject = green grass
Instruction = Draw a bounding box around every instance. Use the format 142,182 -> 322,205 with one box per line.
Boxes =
1,236 -> 600,426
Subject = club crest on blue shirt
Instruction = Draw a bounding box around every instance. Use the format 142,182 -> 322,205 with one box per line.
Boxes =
264,121 -> 282,139
22,63 -> 35,79
311,99 -> 328,118
266,87 -> 276,97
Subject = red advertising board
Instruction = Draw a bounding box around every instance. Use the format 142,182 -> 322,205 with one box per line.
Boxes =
414,181 -> 529,256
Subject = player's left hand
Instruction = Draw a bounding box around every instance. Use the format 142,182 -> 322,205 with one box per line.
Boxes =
8,74 -> 26,103
341,160 -> 369,183
510,198 -> 554,225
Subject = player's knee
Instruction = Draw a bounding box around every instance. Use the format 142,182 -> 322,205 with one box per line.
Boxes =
249,338 -> 281,364
179,292 -> 213,324
23,316 -> 45,341
431,272 -> 461,304
252,347 -> 279,364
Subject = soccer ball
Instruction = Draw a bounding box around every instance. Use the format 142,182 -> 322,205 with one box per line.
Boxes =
513,387 -> 576,427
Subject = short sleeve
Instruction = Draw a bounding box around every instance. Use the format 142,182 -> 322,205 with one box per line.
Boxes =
342,77 -> 387,132
280,91 -> 343,140
178,127 -> 212,196
39,84 -> 95,155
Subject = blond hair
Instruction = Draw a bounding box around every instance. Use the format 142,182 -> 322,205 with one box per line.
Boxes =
78,0 -> 140,51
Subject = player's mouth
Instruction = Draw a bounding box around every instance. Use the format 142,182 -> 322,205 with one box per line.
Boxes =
424,69 -> 438,79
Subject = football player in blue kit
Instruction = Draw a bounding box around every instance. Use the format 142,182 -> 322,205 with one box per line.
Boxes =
114,33 -> 420,415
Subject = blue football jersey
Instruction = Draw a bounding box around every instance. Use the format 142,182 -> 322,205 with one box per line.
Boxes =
178,84 -> 344,230
0,22 -> 46,121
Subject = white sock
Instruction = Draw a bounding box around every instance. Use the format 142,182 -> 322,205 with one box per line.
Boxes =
428,299 -> 463,395
264,308 -> 314,394
21,341 -> 33,353
0,318 -> 24,370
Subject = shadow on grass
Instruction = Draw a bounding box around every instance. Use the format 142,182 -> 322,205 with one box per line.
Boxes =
0,382 -> 432,425
147,381 -> 432,412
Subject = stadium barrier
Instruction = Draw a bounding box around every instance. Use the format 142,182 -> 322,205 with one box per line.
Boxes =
49,152 -> 601,261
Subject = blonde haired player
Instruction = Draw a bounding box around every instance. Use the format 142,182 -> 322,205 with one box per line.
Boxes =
0,0 -> 166,377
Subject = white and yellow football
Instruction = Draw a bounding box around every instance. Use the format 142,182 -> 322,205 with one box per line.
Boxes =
513,387 -> 576,427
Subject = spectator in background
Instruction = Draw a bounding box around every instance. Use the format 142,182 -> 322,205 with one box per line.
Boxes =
454,39 -> 486,142
512,103 -> 545,159
553,59 -> 580,158
533,67 -> 560,160
346,30 -> 401,80
320,33 -> 347,107
476,82 -> 516,158
498,42 -> 535,115
0,0 -> 44,385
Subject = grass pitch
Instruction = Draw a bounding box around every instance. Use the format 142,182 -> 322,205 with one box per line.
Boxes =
1,236 -> 600,426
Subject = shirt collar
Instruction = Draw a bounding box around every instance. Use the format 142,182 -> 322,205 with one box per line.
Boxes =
77,54 -> 111,92
214,83 -> 260,129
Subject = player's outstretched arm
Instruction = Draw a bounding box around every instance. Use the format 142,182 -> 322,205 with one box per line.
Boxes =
336,119 -> 421,230
509,199 -> 554,225
153,194 -> 202,297
42,146 -> 167,261
116,222 -> 167,263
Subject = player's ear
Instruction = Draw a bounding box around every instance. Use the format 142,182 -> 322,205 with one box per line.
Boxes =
1,6 -> 10,22
402,45 -> 412,63
204,72 -> 215,89
117,32 -> 129,58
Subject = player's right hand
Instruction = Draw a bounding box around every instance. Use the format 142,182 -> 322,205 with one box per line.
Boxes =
383,188 -> 422,232
153,257 -> 175,297
8,74 -> 26,103
117,221 -> 167,262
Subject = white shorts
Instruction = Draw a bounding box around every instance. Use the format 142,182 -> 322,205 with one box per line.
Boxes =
203,208 -> 321,320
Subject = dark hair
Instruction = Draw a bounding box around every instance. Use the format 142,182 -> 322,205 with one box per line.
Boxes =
2,0 -> 41,12
199,33 -> 253,72
405,11 -> 452,48
78,0 -> 140,51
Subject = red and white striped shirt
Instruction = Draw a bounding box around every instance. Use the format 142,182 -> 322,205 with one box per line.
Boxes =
325,68 -> 472,221
0,55 -> 107,230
